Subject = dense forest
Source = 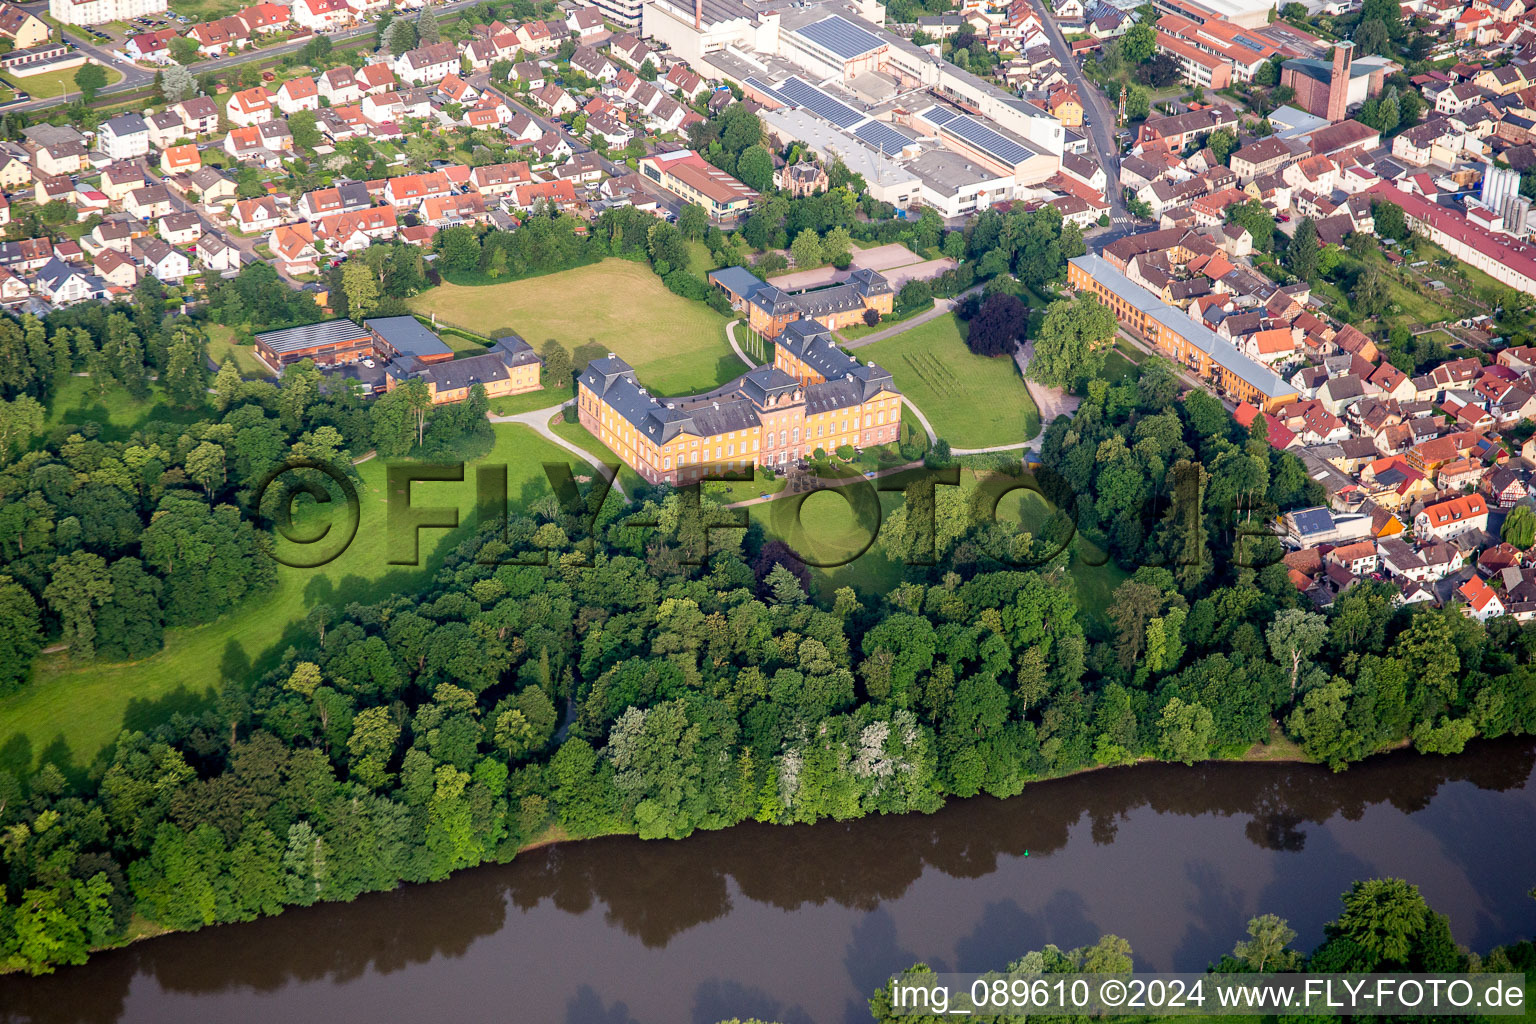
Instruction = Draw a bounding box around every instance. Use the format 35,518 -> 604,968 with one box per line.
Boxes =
0,284 -> 497,695
2,353 -> 1535,974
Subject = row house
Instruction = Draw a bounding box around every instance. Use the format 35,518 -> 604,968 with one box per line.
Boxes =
298,180 -> 371,220
469,161 -> 532,196
421,192 -> 486,227
314,205 -> 398,249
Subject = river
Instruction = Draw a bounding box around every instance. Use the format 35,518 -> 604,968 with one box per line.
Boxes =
3,740 -> 1534,1024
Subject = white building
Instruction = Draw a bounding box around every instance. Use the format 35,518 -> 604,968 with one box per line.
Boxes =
50,0 -> 165,26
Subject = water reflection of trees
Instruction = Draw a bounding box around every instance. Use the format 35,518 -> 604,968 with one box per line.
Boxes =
1,740 -> 1530,1024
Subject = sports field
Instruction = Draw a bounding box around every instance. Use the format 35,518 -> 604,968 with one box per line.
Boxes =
860,314 -> 1040,449
408,260 -> 739,395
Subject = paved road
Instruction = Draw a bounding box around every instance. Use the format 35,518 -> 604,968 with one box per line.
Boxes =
1024,0 -> 1156,254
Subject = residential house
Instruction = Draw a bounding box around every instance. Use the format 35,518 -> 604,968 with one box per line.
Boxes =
171,97 -> 220,137
292,0 -> 353,32
1415,493 -> 1490,540
160,143 -> 200,176
269,223 -> 319,275
225,86 -> 274,127
320,66 -> 362,105
394,42 -> 459,85
123,184 -> 172,221
233,195 -> 288,233
196,233 -> 242,273
132,236 -> 190,283
98,114 -> 150,161
275,76 -> 320,115
158,210 -> 201,245
33,258 -> 99,306
93,248 -> 139,289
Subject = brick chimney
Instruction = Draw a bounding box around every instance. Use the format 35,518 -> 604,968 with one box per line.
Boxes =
1326,41 -> 1352,123
695,0 -> 702,29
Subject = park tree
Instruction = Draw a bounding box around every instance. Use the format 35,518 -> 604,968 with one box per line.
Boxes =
1267,608 -> 1327,697
1353,264 -> 1389,317
0,574 -> 41,695
1232,914 -> 1300,972
73,63 -> 107,103
677,203 -> 708,240
0,394 -> 43,464
790,230 -> 822,268
965,293 -> 1029,357
1227,199 -> 1275,252
1123,84 -> 1150,121
384,18 -> 418,56
415,9 -> 440,44
170,36 -> 199,65
162,330 -> 207,409
541,340 -> 572,390
1028,294 -> 1115,389
44,550 -> 113,658
1324,878 -> 1428,966
1208,128 -> 1238,166
1354,18 -> 1391,56
1157,697 -> 1213,764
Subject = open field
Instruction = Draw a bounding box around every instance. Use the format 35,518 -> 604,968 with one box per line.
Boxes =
43,375 -> 206,441
0,423 -> 578,770
408,260 -> 739,395
860,314 -> 1040,448
4,63 -> 123,100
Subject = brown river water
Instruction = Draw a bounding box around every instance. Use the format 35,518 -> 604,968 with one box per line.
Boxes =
3,739 -> 1534,1024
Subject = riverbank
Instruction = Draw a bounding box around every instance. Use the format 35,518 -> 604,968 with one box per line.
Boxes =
46,727 -> 1337,969
4,738 -> 1530,1023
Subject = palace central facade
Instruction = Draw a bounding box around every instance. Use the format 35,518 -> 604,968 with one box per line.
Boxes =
577,319 -> 903,485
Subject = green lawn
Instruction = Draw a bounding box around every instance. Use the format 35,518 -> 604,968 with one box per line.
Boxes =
685,239 -> 718,280
0,424 -> 579,769
750,486 -> 906,602
4,62 -> 123,100
836,301 -> 933,342
547,415 -> 648,497
206,325 -> 274,378
43,375 -> 205,442
408,260 -> 739,396
860,314 -> 1040,449
489,388 -> 566,417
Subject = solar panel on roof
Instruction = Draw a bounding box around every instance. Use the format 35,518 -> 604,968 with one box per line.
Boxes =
745,76 -> 789,104
920,106 -> 957,126
793,15 -> 884,61
776,77 -> 864,128
854,120 -> 912,154
945,113 -> 1031,166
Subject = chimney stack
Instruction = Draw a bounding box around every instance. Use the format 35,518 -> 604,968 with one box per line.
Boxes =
1326,41 -> 1352,124
695,0 -> 702,30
